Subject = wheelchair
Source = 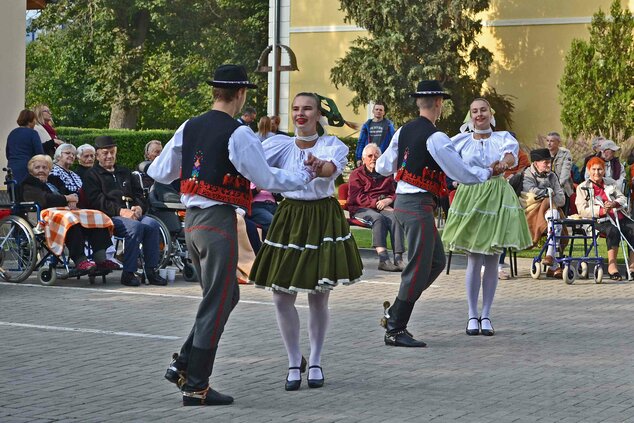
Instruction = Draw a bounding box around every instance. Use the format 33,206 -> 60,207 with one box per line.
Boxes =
133,172 -> 197,282
0,168 -> 111,285
529,190 -> 604,285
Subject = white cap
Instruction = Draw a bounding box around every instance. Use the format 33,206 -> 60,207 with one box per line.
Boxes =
599,140 -> 620,152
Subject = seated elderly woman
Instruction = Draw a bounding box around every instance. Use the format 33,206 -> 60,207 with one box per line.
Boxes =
576,157 -> 634,281
521,148 -> 566,279
347,143 -> 405,271
49,143 -> 83,195
20,155 -> 118,272
75,144 -> 95,180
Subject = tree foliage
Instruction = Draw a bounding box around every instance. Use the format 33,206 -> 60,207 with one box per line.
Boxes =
26,0 -> 269,129
559,0 -> 634,142
330,0 -> 514,132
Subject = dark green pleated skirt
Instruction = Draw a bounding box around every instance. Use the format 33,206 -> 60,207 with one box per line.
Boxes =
249,196 -> 363,293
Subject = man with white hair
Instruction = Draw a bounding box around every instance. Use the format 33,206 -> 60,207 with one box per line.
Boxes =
348,143 -> 404,271
546,132 -> 573,213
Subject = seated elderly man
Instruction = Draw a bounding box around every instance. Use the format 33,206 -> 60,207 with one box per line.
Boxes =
138,140 -> 163,189
521,148 -> 566,278
347,143 -> 405,271
83,136 -> 167,287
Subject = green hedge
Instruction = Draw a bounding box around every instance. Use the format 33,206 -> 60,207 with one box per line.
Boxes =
57,127 -> 175,170
57,127 -> 360,170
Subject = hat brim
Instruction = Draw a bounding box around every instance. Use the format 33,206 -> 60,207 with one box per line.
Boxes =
95,144 -> 116,149
208,80 -> 257,89
409,92 -> 451,99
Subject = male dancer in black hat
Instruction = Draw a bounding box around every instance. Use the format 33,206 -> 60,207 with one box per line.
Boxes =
148,64 -> 315,405
375,80 -> 504,347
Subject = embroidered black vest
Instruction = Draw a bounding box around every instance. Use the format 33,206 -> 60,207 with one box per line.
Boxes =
395,116 -> 448,197
181,110 -> 252,212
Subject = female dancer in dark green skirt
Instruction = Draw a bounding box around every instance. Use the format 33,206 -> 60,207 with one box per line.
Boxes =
249,93 -> 363,390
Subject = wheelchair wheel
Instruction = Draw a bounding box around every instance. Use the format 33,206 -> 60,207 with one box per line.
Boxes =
37,265 -> 57,286
593,265 -> 604,284
530,260 -> 541,279
578,262 -> 589,279
0,216 -> 37,283
147,214 -> 172,269
563,264 -> 576,285
183,262 -> 198,282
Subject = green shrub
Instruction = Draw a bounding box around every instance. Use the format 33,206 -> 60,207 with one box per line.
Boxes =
56,127 -> 360,170
57,127 -> 175,170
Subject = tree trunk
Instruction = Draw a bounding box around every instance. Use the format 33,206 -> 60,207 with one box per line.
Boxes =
109,103 -> 139,129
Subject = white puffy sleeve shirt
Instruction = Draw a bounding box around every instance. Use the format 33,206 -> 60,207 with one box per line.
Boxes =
451,131 -> 519,169
262,135 -> 348,200
376,127 -> 491,194
147,122 -> 310,208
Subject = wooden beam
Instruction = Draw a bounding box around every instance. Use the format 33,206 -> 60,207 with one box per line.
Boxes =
27,0 -> 48,10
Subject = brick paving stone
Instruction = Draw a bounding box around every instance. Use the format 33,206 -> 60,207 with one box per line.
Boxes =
0,255 -> 632,422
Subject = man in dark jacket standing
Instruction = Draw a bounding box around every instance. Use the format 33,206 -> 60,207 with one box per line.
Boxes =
83,135 -> 166,287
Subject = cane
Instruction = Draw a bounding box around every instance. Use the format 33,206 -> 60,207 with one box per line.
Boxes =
604,191 -> 634,280
546,188 -> 558,259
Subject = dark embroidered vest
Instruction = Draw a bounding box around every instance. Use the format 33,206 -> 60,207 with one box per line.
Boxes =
395,116 -> 448,197
180,110 -> 252,212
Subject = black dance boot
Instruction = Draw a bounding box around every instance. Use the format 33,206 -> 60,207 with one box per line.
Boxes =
381,298 -> 426,347
165,352 -> 187,388
181,347 -> 232,406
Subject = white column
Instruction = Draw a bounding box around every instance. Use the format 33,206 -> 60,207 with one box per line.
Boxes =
268,0 -> 291,132
0,0 -> 27,172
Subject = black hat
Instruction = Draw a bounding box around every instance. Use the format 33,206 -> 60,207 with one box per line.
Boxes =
409,80 -> 451,99
94,135 -> 116,150
530,148 -> 551,162
208,64 -> 257,88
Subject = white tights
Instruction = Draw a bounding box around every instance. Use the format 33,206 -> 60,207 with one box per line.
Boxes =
466,253 -> 499,331
273,290 -> 329,381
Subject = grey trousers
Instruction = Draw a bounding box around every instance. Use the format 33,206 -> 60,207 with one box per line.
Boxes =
354,208 -> 405,253
393,193 -> 446,303
177,205 -> 240,390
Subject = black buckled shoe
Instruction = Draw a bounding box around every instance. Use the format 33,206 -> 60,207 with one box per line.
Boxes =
307,365 -> 324,388
480,317 -> 495,336
120,271 -> 140,287
384,329 -> 427,347
466,317 -> 480,336
147,268 -> 168,286
182,386 -> 234,406
285,356 -> 306,391
381,298 -> 427,347
165,353 -> 186,388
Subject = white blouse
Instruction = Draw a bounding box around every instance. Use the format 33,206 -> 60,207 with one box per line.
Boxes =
148,122 -> 310,209
263,134 -> 349,200
451,131 -> 519,169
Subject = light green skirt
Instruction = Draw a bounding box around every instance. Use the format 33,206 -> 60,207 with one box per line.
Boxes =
249,197 -> 363,293
442,176 -> 532,255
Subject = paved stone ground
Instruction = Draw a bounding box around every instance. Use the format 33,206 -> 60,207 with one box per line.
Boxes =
1,252 -> 633,422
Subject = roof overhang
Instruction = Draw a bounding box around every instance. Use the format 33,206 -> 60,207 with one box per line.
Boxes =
27,0 -> 50,10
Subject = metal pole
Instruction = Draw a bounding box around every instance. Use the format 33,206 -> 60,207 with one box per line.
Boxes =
272,0 -> 280,116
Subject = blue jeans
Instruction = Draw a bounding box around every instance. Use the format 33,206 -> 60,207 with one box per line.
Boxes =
112,215 -> 161,272
248,202 -> 277,231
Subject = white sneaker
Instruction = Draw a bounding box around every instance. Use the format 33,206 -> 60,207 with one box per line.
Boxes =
498,269 -> 510,280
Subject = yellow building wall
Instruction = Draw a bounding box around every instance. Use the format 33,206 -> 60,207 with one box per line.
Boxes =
287,0 -> 633,145
288,30 -> 366,138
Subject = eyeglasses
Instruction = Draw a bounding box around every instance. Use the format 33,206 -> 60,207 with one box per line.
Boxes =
42,110 -> 51,113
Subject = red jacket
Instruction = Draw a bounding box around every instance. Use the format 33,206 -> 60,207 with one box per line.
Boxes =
347,165 -> 397,216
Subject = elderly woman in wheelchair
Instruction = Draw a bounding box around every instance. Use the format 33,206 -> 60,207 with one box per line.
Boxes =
576,157 -> 634,281
20,155 -> 118,273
